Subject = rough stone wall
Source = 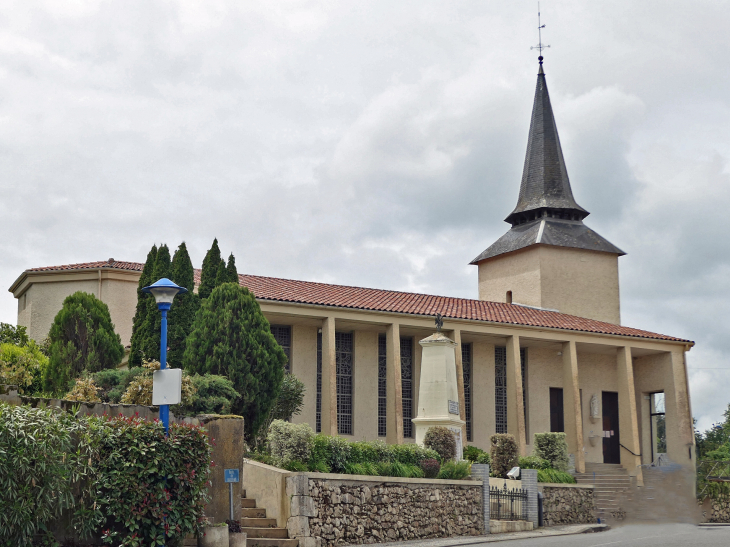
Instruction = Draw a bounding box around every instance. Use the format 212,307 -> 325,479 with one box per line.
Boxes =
541,486 -> 596,526
705,497 -> 730,523
307,479 -> 483,546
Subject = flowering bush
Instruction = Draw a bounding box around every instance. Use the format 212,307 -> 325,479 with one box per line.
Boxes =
65,377 -> 102,402
0,341 -> 48,394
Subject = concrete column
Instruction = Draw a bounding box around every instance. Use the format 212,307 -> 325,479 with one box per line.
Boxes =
506,335 -> 526,455
320,317 -> 338,436
521,469 -> 539,528
451,328 -> 468,447
664,350 -> 694,467
471,463 -> 490,534
562,341 -> 585,474
617,346 -> 642,483
385,323 -> 404,445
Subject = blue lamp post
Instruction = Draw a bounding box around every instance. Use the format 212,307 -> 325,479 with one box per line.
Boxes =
142,278 -> 187,434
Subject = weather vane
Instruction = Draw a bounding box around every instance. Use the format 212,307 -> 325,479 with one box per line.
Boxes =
435,313 -> 443,333
530,2 -> 550,65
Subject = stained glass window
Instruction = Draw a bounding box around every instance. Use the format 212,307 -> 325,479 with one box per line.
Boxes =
462,343 -> 472,442
316,331 -> 322,433
495,347 -> 526,434
270,325 -> 291,373
336,332 -> 354,435
401,337 -> 413,438
378,334 -> 387,437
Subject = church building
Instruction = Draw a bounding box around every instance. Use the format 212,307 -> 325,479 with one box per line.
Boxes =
8,60 -> 695,482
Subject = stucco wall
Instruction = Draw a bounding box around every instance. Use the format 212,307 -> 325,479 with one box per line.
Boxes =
477,245 -> 620,324
14,271 -> 140,346
292,325 -> 318,431
471,341 -> 496,450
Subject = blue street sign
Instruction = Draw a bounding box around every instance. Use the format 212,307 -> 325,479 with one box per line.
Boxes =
224,469 -> 240,483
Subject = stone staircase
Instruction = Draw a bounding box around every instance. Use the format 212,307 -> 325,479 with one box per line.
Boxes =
575,463 -> 631,523
241,489 -> 299,547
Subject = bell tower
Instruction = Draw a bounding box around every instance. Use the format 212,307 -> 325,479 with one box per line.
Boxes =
471,58 -> 625,324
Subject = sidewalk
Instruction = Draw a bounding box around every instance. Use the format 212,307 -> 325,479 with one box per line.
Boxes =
377,524 -> 609,547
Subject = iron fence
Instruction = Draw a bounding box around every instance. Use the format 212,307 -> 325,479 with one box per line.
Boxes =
490,483 -> 528,521
697,460 -> 730,499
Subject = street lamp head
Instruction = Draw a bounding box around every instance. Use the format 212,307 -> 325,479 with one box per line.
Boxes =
142,278 -> 188,306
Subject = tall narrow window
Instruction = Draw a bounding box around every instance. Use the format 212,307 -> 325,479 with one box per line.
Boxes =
549,387 -> 564,432
336,332 -> 354,435
378,334 -> 387,437
270,325 -> 292,373
494,347 -> 527,434
316,332 -> 322,433
462,343 -> 472,442
401,337 -> 414,438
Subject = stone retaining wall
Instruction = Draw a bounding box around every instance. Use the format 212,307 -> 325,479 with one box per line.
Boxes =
539,484 -> 596,526
286,474 -> 484,547
702,497 -> 730,523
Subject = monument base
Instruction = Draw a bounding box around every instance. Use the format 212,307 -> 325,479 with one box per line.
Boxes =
413,416 -> 466,461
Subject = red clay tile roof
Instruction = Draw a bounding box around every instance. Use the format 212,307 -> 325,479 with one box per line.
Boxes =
27,260 -> 144,272
21,260 -> 691,343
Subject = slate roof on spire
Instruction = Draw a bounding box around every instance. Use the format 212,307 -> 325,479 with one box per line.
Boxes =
506,65 -> 587,225
470,64 -> 625,264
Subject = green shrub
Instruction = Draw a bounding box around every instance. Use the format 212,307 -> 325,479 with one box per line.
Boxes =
44,291 -> 124,394
268,420 -> 314,468
476,452 -> 491,465
282,460 -> 309,472
349,439 -> 390,464
437,460 -> 472,480
93,414 -> 212,546
89,367 -> 144,403
519,455 -> 551,470
533,432 -> 570,472
537,468 -> 576,484
308,459 -> 330,473
0,341 -> 48,394
424,426 -> 457,461
308,434 -> 351,473
0,403 -> 97,546
177,373 -> 241,416
0,322 -> 29,346
490,433 -> 519,478
420,458 -> 441,478
463,445 -> 487,463
390,442 -> 440,465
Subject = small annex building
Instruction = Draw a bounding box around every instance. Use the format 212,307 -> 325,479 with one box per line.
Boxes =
8,61 -> 695,482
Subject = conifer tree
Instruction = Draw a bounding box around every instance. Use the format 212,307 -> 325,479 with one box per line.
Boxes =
43,292 -> 124,394
129,245 -> 157,367
225,253 -> 238,284
141,244 -> 171,362
167,242 -> 199,367
198,238 -> 221,299
214,258 -> 227,287
183,283 -> 286,441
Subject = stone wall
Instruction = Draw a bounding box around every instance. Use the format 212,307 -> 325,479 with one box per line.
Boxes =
540,485 -> 596,526
286,474 -> 483,547
702,497 -> 730,523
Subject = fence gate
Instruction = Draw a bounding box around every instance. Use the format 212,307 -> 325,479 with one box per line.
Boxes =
490,483 -> 528,521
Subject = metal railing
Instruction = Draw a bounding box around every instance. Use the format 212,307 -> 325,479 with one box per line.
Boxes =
697,460 -> 730,499
490,483 -> 528,521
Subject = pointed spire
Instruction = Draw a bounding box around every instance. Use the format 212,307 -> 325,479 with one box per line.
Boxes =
504,64 -> 588,226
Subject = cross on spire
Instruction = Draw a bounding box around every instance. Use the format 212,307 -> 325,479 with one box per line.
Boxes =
530,2 -> 550,65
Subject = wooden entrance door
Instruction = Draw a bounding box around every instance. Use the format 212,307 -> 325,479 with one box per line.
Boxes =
602,391 -> 620,464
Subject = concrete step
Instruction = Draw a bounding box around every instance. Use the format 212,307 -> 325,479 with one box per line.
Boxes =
242,498 -> 257,508
242,527 -> 290,539
242,508 -> 267,518
241,518 -> 278,528
246,539 -> 299,547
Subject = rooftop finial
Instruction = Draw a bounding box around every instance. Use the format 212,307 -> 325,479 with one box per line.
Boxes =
530,2 -> 550,66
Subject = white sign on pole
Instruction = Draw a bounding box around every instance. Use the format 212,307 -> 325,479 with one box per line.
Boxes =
152,369 -> 183,405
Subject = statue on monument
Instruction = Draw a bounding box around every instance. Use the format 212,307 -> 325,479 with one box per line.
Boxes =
435,313 -> 443,332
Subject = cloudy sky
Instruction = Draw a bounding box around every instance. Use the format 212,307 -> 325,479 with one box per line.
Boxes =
1,1 -> 728,430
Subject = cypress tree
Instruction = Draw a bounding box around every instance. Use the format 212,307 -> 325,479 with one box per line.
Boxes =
183,283 -> 286,441
214,258 -> 227,287
129,245 -> 157,367
167,242 -> 199,367
198,238 -> 221,299
225,253 -> 238,284
43,292 -> 124,394
141,244 -> 171,362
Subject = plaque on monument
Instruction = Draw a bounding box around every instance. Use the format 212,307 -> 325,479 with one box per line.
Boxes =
448,400 -> 459,415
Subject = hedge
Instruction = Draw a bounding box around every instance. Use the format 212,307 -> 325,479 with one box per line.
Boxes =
0,402 -> 212,547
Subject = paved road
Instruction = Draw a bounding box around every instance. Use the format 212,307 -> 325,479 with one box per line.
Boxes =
472,523 -> 730,546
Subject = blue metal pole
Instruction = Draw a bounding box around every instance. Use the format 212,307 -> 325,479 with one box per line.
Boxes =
158,302 -> 171,436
